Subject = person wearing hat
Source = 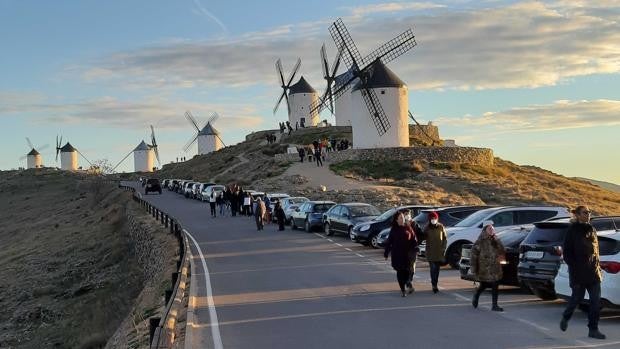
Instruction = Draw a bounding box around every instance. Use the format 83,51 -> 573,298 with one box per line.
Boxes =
424,211 -> 447,293
470,221 -> 506,311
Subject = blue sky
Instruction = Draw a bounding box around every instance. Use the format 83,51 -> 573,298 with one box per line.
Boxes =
1,0 -> 619,184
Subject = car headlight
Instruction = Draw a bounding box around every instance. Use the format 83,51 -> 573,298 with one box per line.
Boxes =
359,224 -> 370,232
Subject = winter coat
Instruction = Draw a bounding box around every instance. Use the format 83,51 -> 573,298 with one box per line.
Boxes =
275,207 -> 286,223
384,225 -> 418,271
563,222 -> 602,287
425,223 -> 447,263
470,235 -> 505,282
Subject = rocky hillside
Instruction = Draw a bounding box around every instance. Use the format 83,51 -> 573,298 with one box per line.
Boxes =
0,170 -> 176,349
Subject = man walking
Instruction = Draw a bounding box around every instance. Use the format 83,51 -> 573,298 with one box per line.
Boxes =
560,205 -> 605,340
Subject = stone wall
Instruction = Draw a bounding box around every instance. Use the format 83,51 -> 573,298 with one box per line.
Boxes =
409,123 -> 440,146
275,146 -> 494,167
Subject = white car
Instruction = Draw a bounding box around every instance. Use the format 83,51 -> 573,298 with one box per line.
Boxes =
266,193 -> 290,210
444,206 -> 570,268
281,197 -> 310,223
201,185 -> 226,201
555,230 -> 620,308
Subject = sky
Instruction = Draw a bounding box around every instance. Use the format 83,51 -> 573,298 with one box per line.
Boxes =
1,0 -> 619,184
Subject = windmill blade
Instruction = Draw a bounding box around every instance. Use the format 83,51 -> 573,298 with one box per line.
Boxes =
331,45 -> 344,77
76,149 -> 93,167
361,29 -> 416,67
38,144 -> 50,152
55,135 -> 62,162
273,90 -> 287,115
184,111 -> 201,132
360,87 -> 391,136
329,18 -> 364,71
408,110 -> 422,126
26,137 -> 34,149
154,147 -> 160,166
215,134 -> 227,147
208,112 -> 219,125
19,155 -> 27,160
183,134 -> 199,152
285,58 -> 302,87
284,91 -> 291,118
111,149 -> 133,172
275,59 -> 286,87
320,44 -> 329,79
150,125 -> 160,165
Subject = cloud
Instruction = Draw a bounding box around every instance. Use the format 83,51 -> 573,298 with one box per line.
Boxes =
192,0 -> 229,35
74,1 -> 620,92
346,2 -> 446,17
436,99 -> 620,131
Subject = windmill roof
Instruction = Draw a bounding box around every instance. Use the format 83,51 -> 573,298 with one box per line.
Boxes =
199,122 -> 220,136
27,148 -> 40,156
60,142 -> 76,152
289,76 -> 316,94
133,140 -> 151,151
335,69 -> 356,88
352,60 -> 406,91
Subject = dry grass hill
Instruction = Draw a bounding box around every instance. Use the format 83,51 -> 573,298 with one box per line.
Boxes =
150,127 -> 619,215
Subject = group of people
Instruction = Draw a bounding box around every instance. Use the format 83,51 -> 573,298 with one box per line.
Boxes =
383,204 -> 607,340
296,138 -> 352,167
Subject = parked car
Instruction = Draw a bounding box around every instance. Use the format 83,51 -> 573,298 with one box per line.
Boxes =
323,203 -> 381,238
194,182 -> 216,200
162,179 -> 170,188
168,179 -> 179,191
290,201 -> 336,232
201,185 -> 226,202
280,197 -> 309,223
459,225 -> 534,287
555,229 -> 620,308
519,216 -> 620,300
444,206 -> 570,268
183,182 -> 196,198
351,205 -> 435,248
144,178 -> 162,195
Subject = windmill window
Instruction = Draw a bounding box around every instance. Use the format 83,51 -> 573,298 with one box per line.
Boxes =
380,90 -> 386,94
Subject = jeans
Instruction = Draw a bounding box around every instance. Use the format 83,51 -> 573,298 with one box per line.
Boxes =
475,281 -> 499,306
396,269 -> 409,292
562,282 -> 601,330
429,262 -> 441,287
209,202 -> 216,217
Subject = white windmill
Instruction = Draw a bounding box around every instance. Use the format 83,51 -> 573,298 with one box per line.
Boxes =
274,59 -> 320,128
310,18 -> 417,148
184,111 -> 225,155
112,126 -> 161,173
55,135 -> 93,171
20,137 -> 48,169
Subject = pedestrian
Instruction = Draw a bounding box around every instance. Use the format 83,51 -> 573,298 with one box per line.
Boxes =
255,197 -> 266,230
560,205 -> 606,339
287,121 -> 293,135
275,201 -> 286,231
264,195 -> 272,223
295,121 -> 299,130
471,221 -> 506,312
243,192 -> 251,217
424,211 -> 447,293
298,147 -> 305,163
384,211 -> 418,297
209,191 -> 217,218
217,191 -> 225,216
314,146 -> 323,167
403,209 -> 419,292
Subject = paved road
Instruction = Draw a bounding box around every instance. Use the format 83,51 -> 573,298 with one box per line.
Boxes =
127,182 -> 620,349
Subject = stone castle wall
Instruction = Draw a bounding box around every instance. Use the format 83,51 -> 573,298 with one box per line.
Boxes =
275,146 -> 494,167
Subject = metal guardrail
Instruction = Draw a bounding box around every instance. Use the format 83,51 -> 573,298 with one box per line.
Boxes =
118,182 -> 191,349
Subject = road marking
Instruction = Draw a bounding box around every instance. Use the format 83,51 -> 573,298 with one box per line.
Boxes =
345,248 -> 353,252
355,253 -> 365,258
451,292 -> 471,302
508,315 -> 550,332
185,229 -> 224,349
327,239 -> 333,242
314,233 -> 326,239
335,243 -> 343,247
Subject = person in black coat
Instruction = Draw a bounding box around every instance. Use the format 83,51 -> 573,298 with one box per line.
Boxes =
274,201 -> 286,231
384,211 -> 418,297
560,205 -> 605,340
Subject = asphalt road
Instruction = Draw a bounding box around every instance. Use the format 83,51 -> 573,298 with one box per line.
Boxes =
127,182 -> 620,349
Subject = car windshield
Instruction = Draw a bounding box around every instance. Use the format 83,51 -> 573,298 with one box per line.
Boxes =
522,225 -> 568,245
313,204 -> 334,213
413,212 -> 429,224
497,228 -> 530,247
454,209 -> 493,227
350,205 -> 381,217
376,208 -> 398,222
290,198 -> 308,204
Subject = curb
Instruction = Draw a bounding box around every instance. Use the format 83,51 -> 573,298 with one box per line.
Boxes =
185,249 -> 197,349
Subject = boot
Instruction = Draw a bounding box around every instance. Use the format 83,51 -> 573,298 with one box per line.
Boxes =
432,284 -> 438,294
559,317 -> 568,332
472,292 -> 480,309
588,329 -> 606,340
491,305 -> 504,312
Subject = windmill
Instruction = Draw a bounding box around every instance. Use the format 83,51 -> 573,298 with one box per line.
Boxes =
274,59 -> 320,128
20,137 -> 48,169
111,125 -> 161,173
184,111 -> 225,155
55,135 -> 92,171
317,44 -> 344,117
310,18 -> 417,148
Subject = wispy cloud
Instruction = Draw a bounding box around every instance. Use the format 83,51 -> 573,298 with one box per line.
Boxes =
436,99 -> 620,131
347,2 -> 446,17
192,0 -> 228,35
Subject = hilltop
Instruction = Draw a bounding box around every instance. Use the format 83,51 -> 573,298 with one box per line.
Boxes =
150,127 -> 620,215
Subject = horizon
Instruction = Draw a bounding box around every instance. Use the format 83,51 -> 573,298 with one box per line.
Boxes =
1,0 -> 619,185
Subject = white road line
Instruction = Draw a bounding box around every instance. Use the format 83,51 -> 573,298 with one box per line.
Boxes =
509,315 -> 550,332
355,253 -> 365,258
345,248 -> 353,252
451,292 -> 471,302
314,233 -> 326,239
185,229 -> 224,349
335,243 -> 343,247
327,239 -> 334,242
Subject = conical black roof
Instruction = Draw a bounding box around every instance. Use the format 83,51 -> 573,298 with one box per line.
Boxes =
289,76 -> 316,94
27,148 -> 40,156
199,122 -> 220,136
60,142 -> 76,152
133,140 -> 151,152
352,60 -> 406,91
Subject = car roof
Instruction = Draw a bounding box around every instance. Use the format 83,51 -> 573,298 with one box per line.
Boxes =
597,230 -> 620,240
421,205 -> 494,213
308,200 -> 336,204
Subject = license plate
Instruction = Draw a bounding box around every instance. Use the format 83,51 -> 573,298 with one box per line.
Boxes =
525,251 -> 544,259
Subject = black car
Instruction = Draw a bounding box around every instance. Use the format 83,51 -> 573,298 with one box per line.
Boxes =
460,225 -> 534,287
413,206 -> 491,231
145,178 -> 162,195
518,217 -> 619,300
351,205 -> 435,248
290,201 -> 336,232
323,203 -> 381,238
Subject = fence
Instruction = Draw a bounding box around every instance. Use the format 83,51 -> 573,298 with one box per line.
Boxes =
118,182 -> 190,349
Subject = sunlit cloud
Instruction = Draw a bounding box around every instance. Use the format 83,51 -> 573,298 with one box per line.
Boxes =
437,99 -> 620,131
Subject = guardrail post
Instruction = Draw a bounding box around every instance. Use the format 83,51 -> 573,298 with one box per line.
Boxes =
171,272 -> 178,286
169,221 -> 174,234
176,259 -> 182,270
160,213 -> 164,224
149,317 -> 160,346
164,216 -> 168,228
165,289 -> 173,305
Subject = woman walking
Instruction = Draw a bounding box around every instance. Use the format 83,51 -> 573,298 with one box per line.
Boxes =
384,211 -> 418,297
424,211 -> 447,293
274,201 -> 286,231
255,197 -> 267,231
470,221 -> 506,311
209,191 -> 217,218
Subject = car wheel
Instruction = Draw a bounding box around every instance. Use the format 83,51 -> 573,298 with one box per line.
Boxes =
370,234 -> 379,249
305,220 -> 311,233
349,229 -> 357,242
324,223 -> 333,236
447,242 -> 465,269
